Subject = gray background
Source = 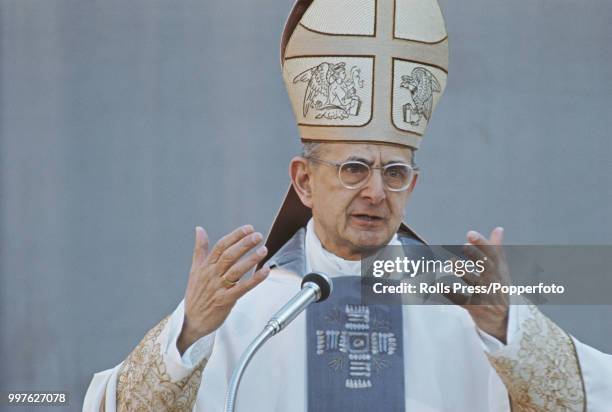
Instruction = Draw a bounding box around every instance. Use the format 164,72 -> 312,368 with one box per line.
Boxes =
1,0 -> 611,409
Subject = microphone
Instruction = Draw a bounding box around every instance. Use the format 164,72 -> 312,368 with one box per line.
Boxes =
224,272 -> 333,412
266,272 -> 333,335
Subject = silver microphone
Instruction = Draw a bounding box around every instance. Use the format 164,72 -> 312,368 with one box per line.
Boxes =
224,272 -> 333,412
266,272 -> 333,334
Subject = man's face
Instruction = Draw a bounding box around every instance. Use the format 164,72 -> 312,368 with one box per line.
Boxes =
298,142 -> 417,260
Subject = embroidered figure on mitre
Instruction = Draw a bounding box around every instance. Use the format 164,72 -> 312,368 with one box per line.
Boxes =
401,67 -> 441,126
293,62 -> 364,120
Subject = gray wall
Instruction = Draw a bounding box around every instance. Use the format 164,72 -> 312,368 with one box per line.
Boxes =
1,0 -> 610,409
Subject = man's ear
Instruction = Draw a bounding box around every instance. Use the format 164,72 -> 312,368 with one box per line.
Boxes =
407,172 -> 419,194
289,156 -> 314,208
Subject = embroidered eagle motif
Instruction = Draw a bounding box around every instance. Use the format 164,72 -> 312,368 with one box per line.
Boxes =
293,61 -> 364,120
400,67 -> 441,126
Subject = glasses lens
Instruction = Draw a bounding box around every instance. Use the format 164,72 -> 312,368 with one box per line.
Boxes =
339,161 -> 370,188
383,164 -> 413,190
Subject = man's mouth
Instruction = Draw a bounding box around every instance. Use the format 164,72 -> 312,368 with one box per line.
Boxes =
351,213 -> 385,224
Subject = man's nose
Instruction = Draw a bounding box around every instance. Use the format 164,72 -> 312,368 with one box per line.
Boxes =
360,169 -> 386,203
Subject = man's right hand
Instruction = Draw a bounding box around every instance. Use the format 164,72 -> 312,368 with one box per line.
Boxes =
177,225 -> 270,354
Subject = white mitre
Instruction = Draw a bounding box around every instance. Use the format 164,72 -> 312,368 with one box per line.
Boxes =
281,0 -> 449,149
262,0 -> 449,265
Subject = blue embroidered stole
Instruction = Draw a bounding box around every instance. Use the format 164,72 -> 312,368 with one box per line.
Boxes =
307,276 -> 405,411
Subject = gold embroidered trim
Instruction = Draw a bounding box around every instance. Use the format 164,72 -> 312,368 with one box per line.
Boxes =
487,306 -> 586,412
116,317 -> 206,412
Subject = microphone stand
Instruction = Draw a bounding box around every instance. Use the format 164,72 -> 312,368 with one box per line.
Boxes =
224,324 -> 275,412
224,276 -> 328,412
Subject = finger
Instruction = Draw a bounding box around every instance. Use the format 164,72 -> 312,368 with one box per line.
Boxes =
449,256 -> 481,285
490,226 -> 504,246
216,231 -> 264,274
460,271 -> 483,287
466,230 -> 498,264
462,242 -> 497,283
191,226 -> 209,269
207,225 -> 254,264
462,242 -> 488,264
442,290 -> 469,307
489,226 -> 506,262
223,245 -> 268,283
226,266 -> 271,300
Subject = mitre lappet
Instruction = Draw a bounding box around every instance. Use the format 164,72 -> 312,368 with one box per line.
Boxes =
263,0 -> 450,262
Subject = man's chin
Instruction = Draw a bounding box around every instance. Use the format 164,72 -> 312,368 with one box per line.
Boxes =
346,229 -> 391,252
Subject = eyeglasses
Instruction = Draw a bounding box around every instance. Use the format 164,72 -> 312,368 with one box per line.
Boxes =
306,157 -> 418,192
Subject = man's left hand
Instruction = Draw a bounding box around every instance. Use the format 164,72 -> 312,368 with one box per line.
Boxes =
445,227 -> 510,344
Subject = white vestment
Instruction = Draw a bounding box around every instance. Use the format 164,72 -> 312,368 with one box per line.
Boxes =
84,220 -> 612,411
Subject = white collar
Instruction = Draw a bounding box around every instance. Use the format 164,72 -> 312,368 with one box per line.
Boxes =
304,218 -> 400,277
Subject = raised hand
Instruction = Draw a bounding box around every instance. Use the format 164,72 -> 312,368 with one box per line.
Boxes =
445,227 -> 511,343
177,225 -> 270,354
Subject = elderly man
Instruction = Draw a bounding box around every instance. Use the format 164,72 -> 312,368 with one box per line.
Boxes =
85,0 -> 611,411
